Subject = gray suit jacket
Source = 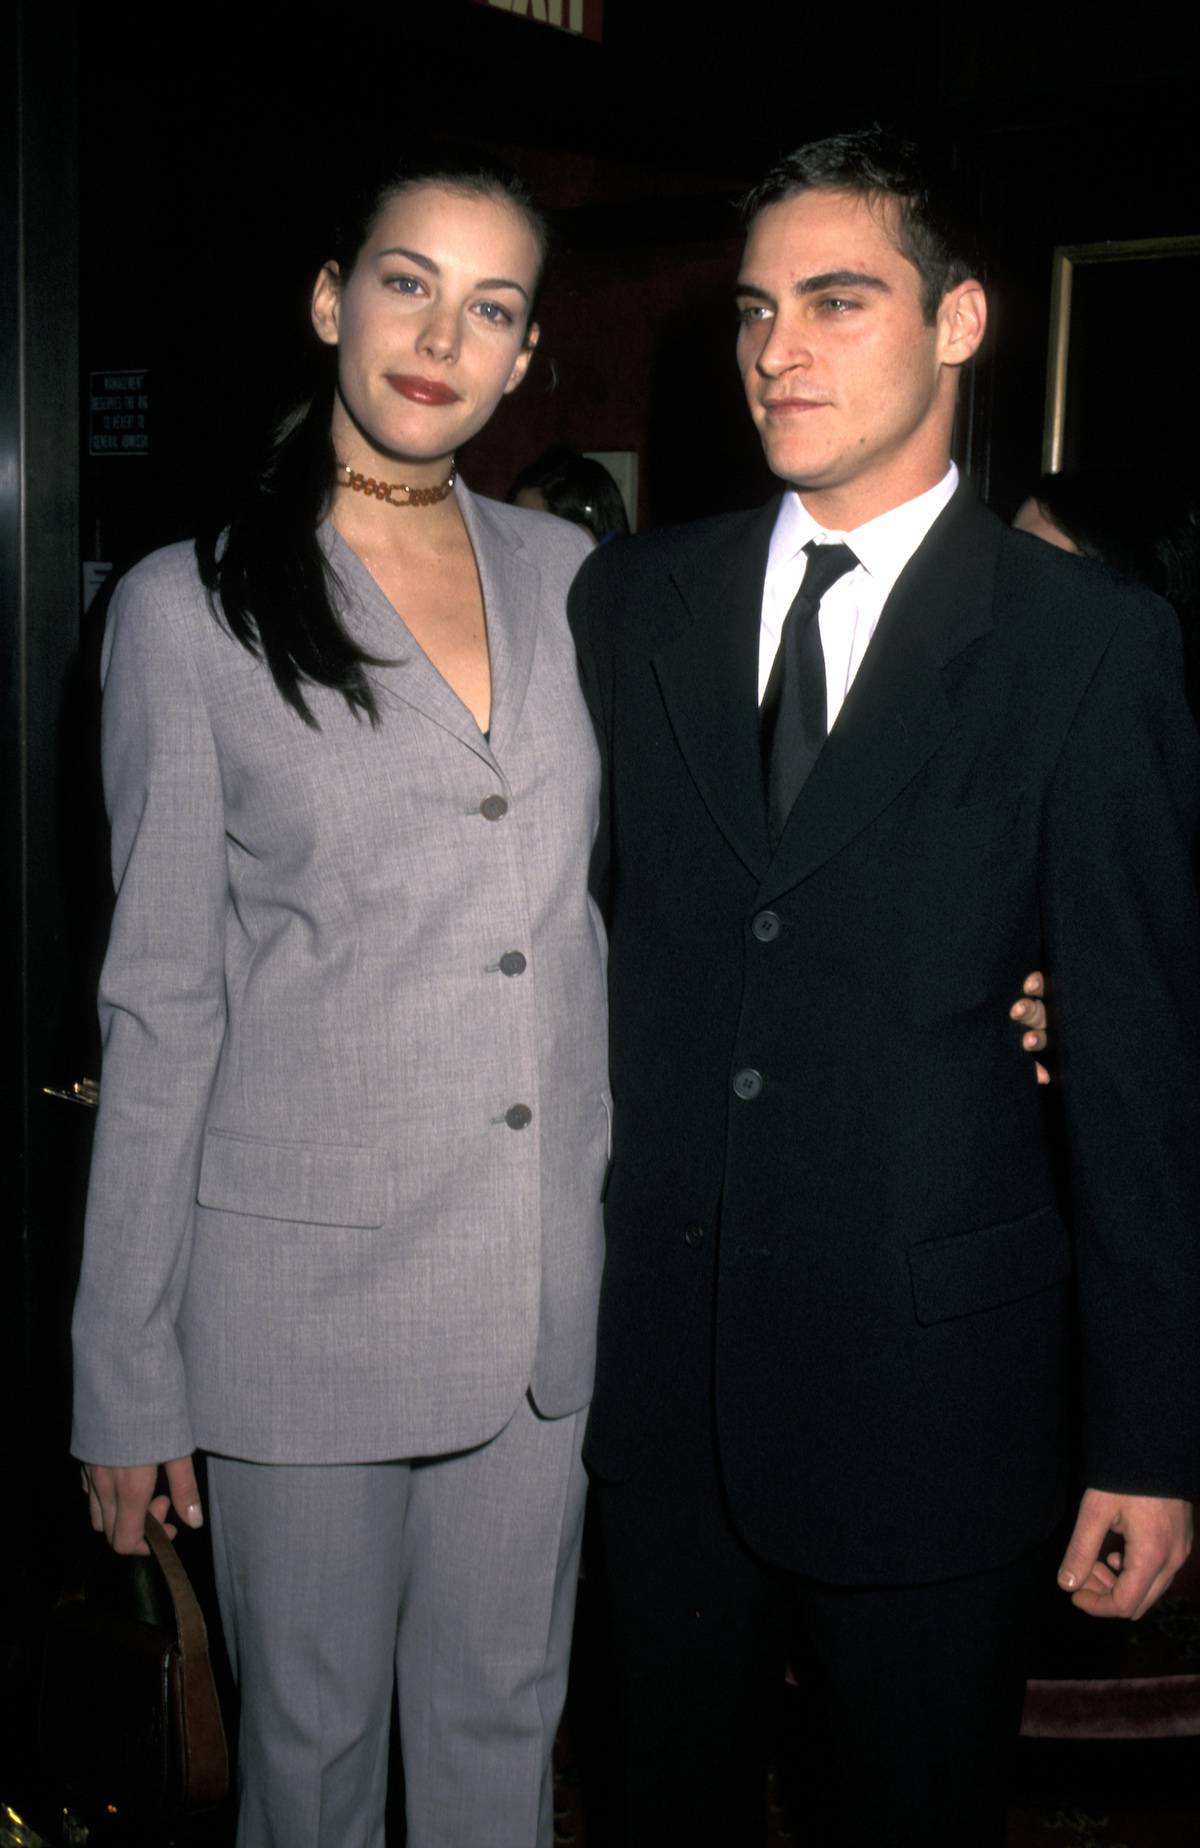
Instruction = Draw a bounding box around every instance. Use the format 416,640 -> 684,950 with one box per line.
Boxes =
72,484 -> 609,1467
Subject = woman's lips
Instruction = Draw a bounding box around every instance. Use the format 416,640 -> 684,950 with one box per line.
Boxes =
386,374 -> 462,406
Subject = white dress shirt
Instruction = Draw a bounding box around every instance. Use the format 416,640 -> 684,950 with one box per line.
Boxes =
758,464 -> 960,721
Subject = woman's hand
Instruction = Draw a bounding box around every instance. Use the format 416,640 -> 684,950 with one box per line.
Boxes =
1011,970 -> 1049,1083
81,1456 -> 204,1554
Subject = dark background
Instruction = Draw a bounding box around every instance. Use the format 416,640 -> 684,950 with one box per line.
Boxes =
4,0 -> 1198,1836
75,0 -> 1200,562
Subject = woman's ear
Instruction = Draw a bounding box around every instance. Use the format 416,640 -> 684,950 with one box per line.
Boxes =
311,262 -> 342,347
503,320 -> 540,396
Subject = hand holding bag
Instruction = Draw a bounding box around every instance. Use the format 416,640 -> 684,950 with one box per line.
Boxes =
40,1512 -> 229,1823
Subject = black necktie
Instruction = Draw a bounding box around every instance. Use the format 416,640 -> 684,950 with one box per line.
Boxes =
761,540 -> 857,845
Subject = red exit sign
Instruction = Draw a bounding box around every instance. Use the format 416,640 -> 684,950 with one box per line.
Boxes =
473,0 -> 603,42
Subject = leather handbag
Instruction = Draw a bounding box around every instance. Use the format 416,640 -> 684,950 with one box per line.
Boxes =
39,1512 -> 229,1822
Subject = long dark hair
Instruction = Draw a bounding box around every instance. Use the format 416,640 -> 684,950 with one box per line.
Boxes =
195,147 -> 548,727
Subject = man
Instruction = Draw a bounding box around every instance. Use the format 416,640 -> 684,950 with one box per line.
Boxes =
569,129 -> 1199,1846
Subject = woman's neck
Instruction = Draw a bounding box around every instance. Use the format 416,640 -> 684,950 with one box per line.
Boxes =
328,429 -> 462,563
331,481 -> 465,564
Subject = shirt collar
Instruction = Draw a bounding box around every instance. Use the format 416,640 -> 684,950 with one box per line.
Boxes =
767,463 -> 959,599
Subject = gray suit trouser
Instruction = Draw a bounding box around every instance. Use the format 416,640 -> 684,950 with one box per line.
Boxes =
207,1396 -> 587,1848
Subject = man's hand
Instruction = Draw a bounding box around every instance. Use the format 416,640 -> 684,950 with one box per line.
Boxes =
1058,1488 -> 1193,1619
82,1456 -> 204,1555
1010,969 -> 1049,1084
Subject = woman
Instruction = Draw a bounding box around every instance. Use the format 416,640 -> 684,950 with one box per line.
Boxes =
72,148 -> 608,1848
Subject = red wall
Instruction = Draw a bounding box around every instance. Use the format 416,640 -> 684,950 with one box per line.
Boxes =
460,225 -> 773,529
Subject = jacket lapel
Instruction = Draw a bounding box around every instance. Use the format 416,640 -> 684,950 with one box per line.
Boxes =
652,501 -> 779,881
324,480 -> 539,763
458,483 -> 540,758
758,486 -> 1001,904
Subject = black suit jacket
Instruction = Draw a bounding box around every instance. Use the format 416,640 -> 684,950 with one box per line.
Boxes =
569,485 -> 1200,1587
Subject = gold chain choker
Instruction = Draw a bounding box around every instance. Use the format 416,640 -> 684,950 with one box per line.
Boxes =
337,462 -> 456,508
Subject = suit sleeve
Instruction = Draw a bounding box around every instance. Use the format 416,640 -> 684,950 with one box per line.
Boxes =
1042,593 -> 1200,1499
70,563 -> 229,1466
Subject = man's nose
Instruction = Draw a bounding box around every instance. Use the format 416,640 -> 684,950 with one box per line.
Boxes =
757,315 -> 812,376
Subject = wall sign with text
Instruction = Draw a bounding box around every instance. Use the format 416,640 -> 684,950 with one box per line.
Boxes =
473,0 -> 602,43
89,369 -> 149,456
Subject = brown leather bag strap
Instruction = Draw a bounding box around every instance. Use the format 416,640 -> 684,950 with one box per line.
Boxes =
142,1514 -> 206,1654
143,1513 -> 229,1805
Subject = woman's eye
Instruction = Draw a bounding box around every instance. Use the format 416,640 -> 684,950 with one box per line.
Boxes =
384,274 -> 424,296
475,301 -> 514,326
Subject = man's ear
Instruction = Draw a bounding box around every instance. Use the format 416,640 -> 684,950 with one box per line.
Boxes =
502,320 -> 540,396
938,279 -> 987,370
311,262 -> 342,347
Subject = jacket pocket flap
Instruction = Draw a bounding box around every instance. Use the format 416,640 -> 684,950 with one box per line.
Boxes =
908,1206 -> 1071,1325
197,1129 -> 385,1228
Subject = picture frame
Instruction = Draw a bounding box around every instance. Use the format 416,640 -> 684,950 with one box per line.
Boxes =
1041,235 -> 1200,474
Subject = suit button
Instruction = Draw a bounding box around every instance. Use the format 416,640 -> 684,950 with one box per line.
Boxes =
480,794 -> 508,820
504,1103 -> 532,1129
751,910 -> 781,942
499,951 -> 527,977
683,1223 -> 705,1249
732,1068 -> 763,1101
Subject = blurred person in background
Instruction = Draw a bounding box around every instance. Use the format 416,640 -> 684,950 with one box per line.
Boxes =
511,443 -> 631,544
1015,465 -> 1199,710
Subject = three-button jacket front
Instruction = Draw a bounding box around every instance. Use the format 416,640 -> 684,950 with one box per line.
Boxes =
732,1068 -> 764,1101
751,910 -> 781,943
477,793 -> 529,1127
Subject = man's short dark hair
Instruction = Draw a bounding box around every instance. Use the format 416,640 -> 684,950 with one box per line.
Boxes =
740,127 -> 982,325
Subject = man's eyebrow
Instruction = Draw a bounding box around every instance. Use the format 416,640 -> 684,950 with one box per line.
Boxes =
376,246 -> 529,302
798,269 -> 891,296
733,269 -> 891,303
